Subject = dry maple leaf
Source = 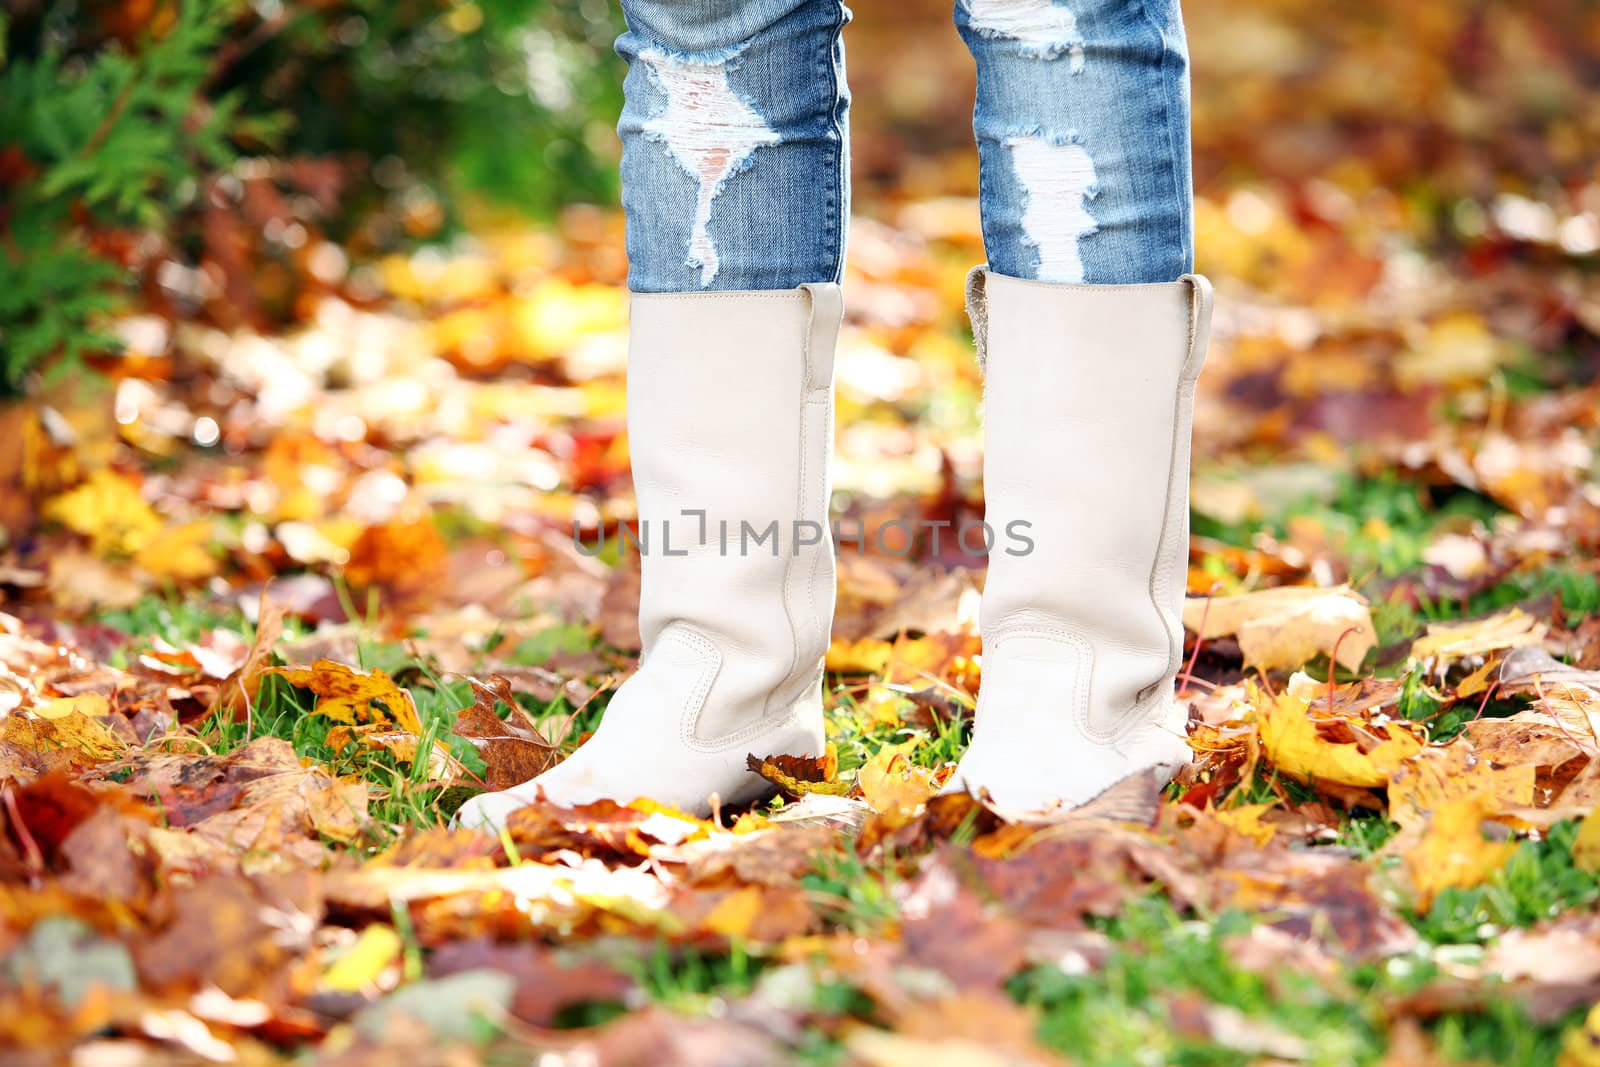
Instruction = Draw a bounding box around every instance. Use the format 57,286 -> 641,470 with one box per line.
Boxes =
747,745 -> 851,798
1385,742 -> 1535,831
266,658 -> 422,734
1255,689 -> 1423,789
1399,796 -> 1518,911
1,701 -> 126,767
669,882 -> 818,942
327,722 -> 471,784
41,470 -> 163,557
857,740 -> 938,828
899,864 -> 1027,991
343,518 -> 449,598
450,675 -> 561,791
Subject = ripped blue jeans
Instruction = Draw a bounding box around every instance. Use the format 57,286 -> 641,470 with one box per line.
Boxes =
616,0 -> 1193,292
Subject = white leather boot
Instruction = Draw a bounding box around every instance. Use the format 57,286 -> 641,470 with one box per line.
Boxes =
455,284 -> 841,829
946,268 -> 1213,816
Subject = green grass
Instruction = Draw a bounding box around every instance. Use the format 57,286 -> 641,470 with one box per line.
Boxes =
1192,471 -> 1506,586
824,682 -> 973,777
1014,898 -> 1574,1067
801,847 -> 901,934
97,592 -> 262,664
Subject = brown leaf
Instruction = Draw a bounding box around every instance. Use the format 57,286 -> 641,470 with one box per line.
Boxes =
900,860 -> 1027,991
134,873 -> 322,996
746,745 -> 850,798
58,805 -> 154,903
658,823 -> 843,888
427,938 -> 632,1025
451,675 -> 561,790
215,588 -> 286,721
670,883 -> 819,942
503,797 -> 711,860
3,773 -> 107,860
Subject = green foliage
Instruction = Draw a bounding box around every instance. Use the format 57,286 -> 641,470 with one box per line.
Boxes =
0,4 -> 239,391
0,0 -> 623,395
218,0 -> 622,222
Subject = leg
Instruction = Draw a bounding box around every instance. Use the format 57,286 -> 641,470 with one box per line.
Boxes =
957,0 -> 1192,283
457,0 -> 851,828
617,0 -> 852,291
949,0 -> 1210,815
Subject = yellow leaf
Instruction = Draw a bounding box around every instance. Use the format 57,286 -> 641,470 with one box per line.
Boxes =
514,278 -> 627,359
701,885 -> 764,940
1,706 -> 125,762
1182,585 -> 1376,673
1385,743 -> 1535,832
1573,804 -> 1600,874
857,740 -> 936,827
321,925 -> 402,994
306,779 -> 370,844
827,637 -> 893,674
42,470 -> 163,557
134,520 -> 219,583
1559,1002 -> 1600,1067
1405,797 -> 1517,911
1408,609 -> 1546,667
33,694 -> 110,719
1211,803 -> 1277,847
1255,691 -> 1422,788
267,660 -> 423,735
1395,312 -> 1503,389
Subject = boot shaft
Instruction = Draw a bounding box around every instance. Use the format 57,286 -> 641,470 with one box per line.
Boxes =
624,284 -> 842,741
968,268 -> 1212,741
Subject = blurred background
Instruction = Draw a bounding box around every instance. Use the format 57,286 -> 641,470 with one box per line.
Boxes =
2,0 -> 1600,629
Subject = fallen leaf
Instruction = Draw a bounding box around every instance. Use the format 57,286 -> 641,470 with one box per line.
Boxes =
858,741 -> 937,827
1573,803 -> 1600,873
320,924 -> 402,994
267,659 -> 422,734
42,470 -> 162,557
215,589 -> 286,721
33,693 -> 110,719
1409,608 -> 1547,668
450,675 -> 560,790
1385,742 -> 1535,831
747,745 -> 850,798
1182,585 -> 1376,673
1403,797 -> 1517,911
1255,690 -> 1423,789
134,520 -> 220,583
1,704 -> 126,766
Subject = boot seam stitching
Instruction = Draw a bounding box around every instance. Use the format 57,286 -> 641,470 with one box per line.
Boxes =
1085,292 -> 1200,746
685,675 -> 815,752
767,293 -> 811,717
672,626 -> 811,754
669,626 -> 724,751
984,626 -> 1093,745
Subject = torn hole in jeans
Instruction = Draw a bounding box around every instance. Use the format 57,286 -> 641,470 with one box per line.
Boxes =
639,46 -> 782,287
965,0 -> 1086,70
1007,134 -> 1099,284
